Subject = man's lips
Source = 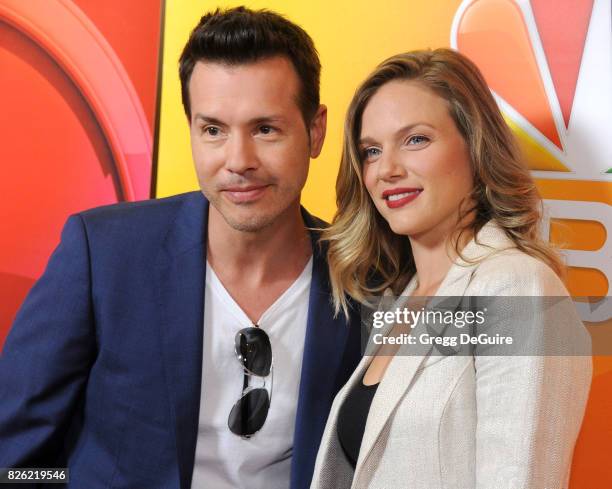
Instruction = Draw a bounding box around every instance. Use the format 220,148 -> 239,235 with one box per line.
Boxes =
221,185 -> 270,203
382,187 -> 423,209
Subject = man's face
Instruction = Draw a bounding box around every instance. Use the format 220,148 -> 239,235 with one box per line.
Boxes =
188,56 -> 326,232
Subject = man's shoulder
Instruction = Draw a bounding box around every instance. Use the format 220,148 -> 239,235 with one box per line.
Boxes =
79,191 -> 202,222
75,191 -> 206,246
302,209 -> 328,230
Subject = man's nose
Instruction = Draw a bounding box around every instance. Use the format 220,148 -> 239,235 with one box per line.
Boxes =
225,133 -> 258,174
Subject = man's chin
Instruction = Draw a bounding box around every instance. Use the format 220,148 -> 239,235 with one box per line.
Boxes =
218,208 -> 279,233
225,216 -> 275,233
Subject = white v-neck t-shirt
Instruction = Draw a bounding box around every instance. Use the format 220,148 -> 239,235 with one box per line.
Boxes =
191,257 -> 313,489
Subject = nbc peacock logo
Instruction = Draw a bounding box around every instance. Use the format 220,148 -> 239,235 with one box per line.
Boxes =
451,0 -> 611,323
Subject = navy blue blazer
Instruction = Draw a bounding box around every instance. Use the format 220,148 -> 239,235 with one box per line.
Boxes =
0,191 -> 362,489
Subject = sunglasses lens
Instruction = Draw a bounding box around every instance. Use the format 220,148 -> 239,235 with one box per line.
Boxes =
228,388 -> 270,436
236,327 -> 272,376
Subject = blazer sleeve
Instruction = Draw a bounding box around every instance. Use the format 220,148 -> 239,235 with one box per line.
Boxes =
472,257 -> 592,489
0,215 -> 97,467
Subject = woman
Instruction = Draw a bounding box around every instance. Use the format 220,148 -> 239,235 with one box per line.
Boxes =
311,49 -> 592,489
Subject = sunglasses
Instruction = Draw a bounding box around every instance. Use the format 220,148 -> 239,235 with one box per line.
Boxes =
228,325 -> 273,438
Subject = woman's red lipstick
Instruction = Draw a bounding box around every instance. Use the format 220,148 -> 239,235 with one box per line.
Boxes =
382,188 -> 423,209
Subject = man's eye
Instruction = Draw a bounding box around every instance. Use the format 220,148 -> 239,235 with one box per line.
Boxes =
203,126 -> 220,136
259,125 -> 275,135
407,135 -> 429,145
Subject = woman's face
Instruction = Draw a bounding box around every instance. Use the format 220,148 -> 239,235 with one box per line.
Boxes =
360,80 -> 474,241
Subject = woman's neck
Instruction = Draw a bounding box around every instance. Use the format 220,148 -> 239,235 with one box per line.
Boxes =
408,222 -> 474,296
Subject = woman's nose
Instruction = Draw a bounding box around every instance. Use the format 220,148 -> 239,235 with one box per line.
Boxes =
377,150 -> 405,181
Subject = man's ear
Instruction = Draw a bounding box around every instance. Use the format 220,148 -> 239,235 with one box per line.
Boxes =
309,104 -> 327,158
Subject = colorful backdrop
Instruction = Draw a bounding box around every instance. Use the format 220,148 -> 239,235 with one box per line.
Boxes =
1,0 -> 610,486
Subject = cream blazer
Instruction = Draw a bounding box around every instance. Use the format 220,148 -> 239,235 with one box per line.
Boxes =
310,221 -> 592,489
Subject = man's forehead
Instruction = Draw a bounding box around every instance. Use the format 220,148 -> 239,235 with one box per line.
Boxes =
190,56 -> 299,85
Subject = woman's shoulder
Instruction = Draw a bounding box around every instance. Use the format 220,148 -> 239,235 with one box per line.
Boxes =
469,249 -> 567,296
464,224 -> 568,297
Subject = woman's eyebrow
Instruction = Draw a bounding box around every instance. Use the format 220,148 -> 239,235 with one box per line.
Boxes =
359,122 -> 436,145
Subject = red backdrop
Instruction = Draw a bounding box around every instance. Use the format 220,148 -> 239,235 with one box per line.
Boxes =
0,0 -> 163,346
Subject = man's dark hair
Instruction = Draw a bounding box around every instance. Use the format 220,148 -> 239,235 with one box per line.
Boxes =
179,6 -> 321,125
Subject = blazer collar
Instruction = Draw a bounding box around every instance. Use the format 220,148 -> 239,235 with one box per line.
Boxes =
427,219 -> 516,297
352,220 -> 515,480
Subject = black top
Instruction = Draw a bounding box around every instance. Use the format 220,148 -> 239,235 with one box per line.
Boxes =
337,375 -> 380,468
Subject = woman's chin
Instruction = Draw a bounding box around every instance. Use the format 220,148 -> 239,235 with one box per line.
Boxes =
387,220 -> 427,238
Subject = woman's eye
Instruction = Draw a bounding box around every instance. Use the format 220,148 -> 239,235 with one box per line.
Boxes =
407,135 -> 429,145
363,147 -> 381,160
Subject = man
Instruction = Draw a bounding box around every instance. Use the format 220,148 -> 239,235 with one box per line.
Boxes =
0,7 -> 361,489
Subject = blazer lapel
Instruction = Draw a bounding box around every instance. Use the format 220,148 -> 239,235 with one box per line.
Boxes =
353,279 -> 429,479
156,192 -> 208,489
352,231 -> 499,483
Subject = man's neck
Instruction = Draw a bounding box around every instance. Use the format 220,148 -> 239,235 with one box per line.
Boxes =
207,202 -> 311,276
206,202 -> 312,322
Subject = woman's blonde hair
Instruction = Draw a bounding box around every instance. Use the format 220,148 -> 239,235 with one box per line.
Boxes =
324,48 -> 564,317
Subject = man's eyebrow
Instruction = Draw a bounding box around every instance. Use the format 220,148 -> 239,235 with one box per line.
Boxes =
193,113 -> 288,126
250,115 -> 287,125
359,122 -> 435,145
193,114 -> 226,126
